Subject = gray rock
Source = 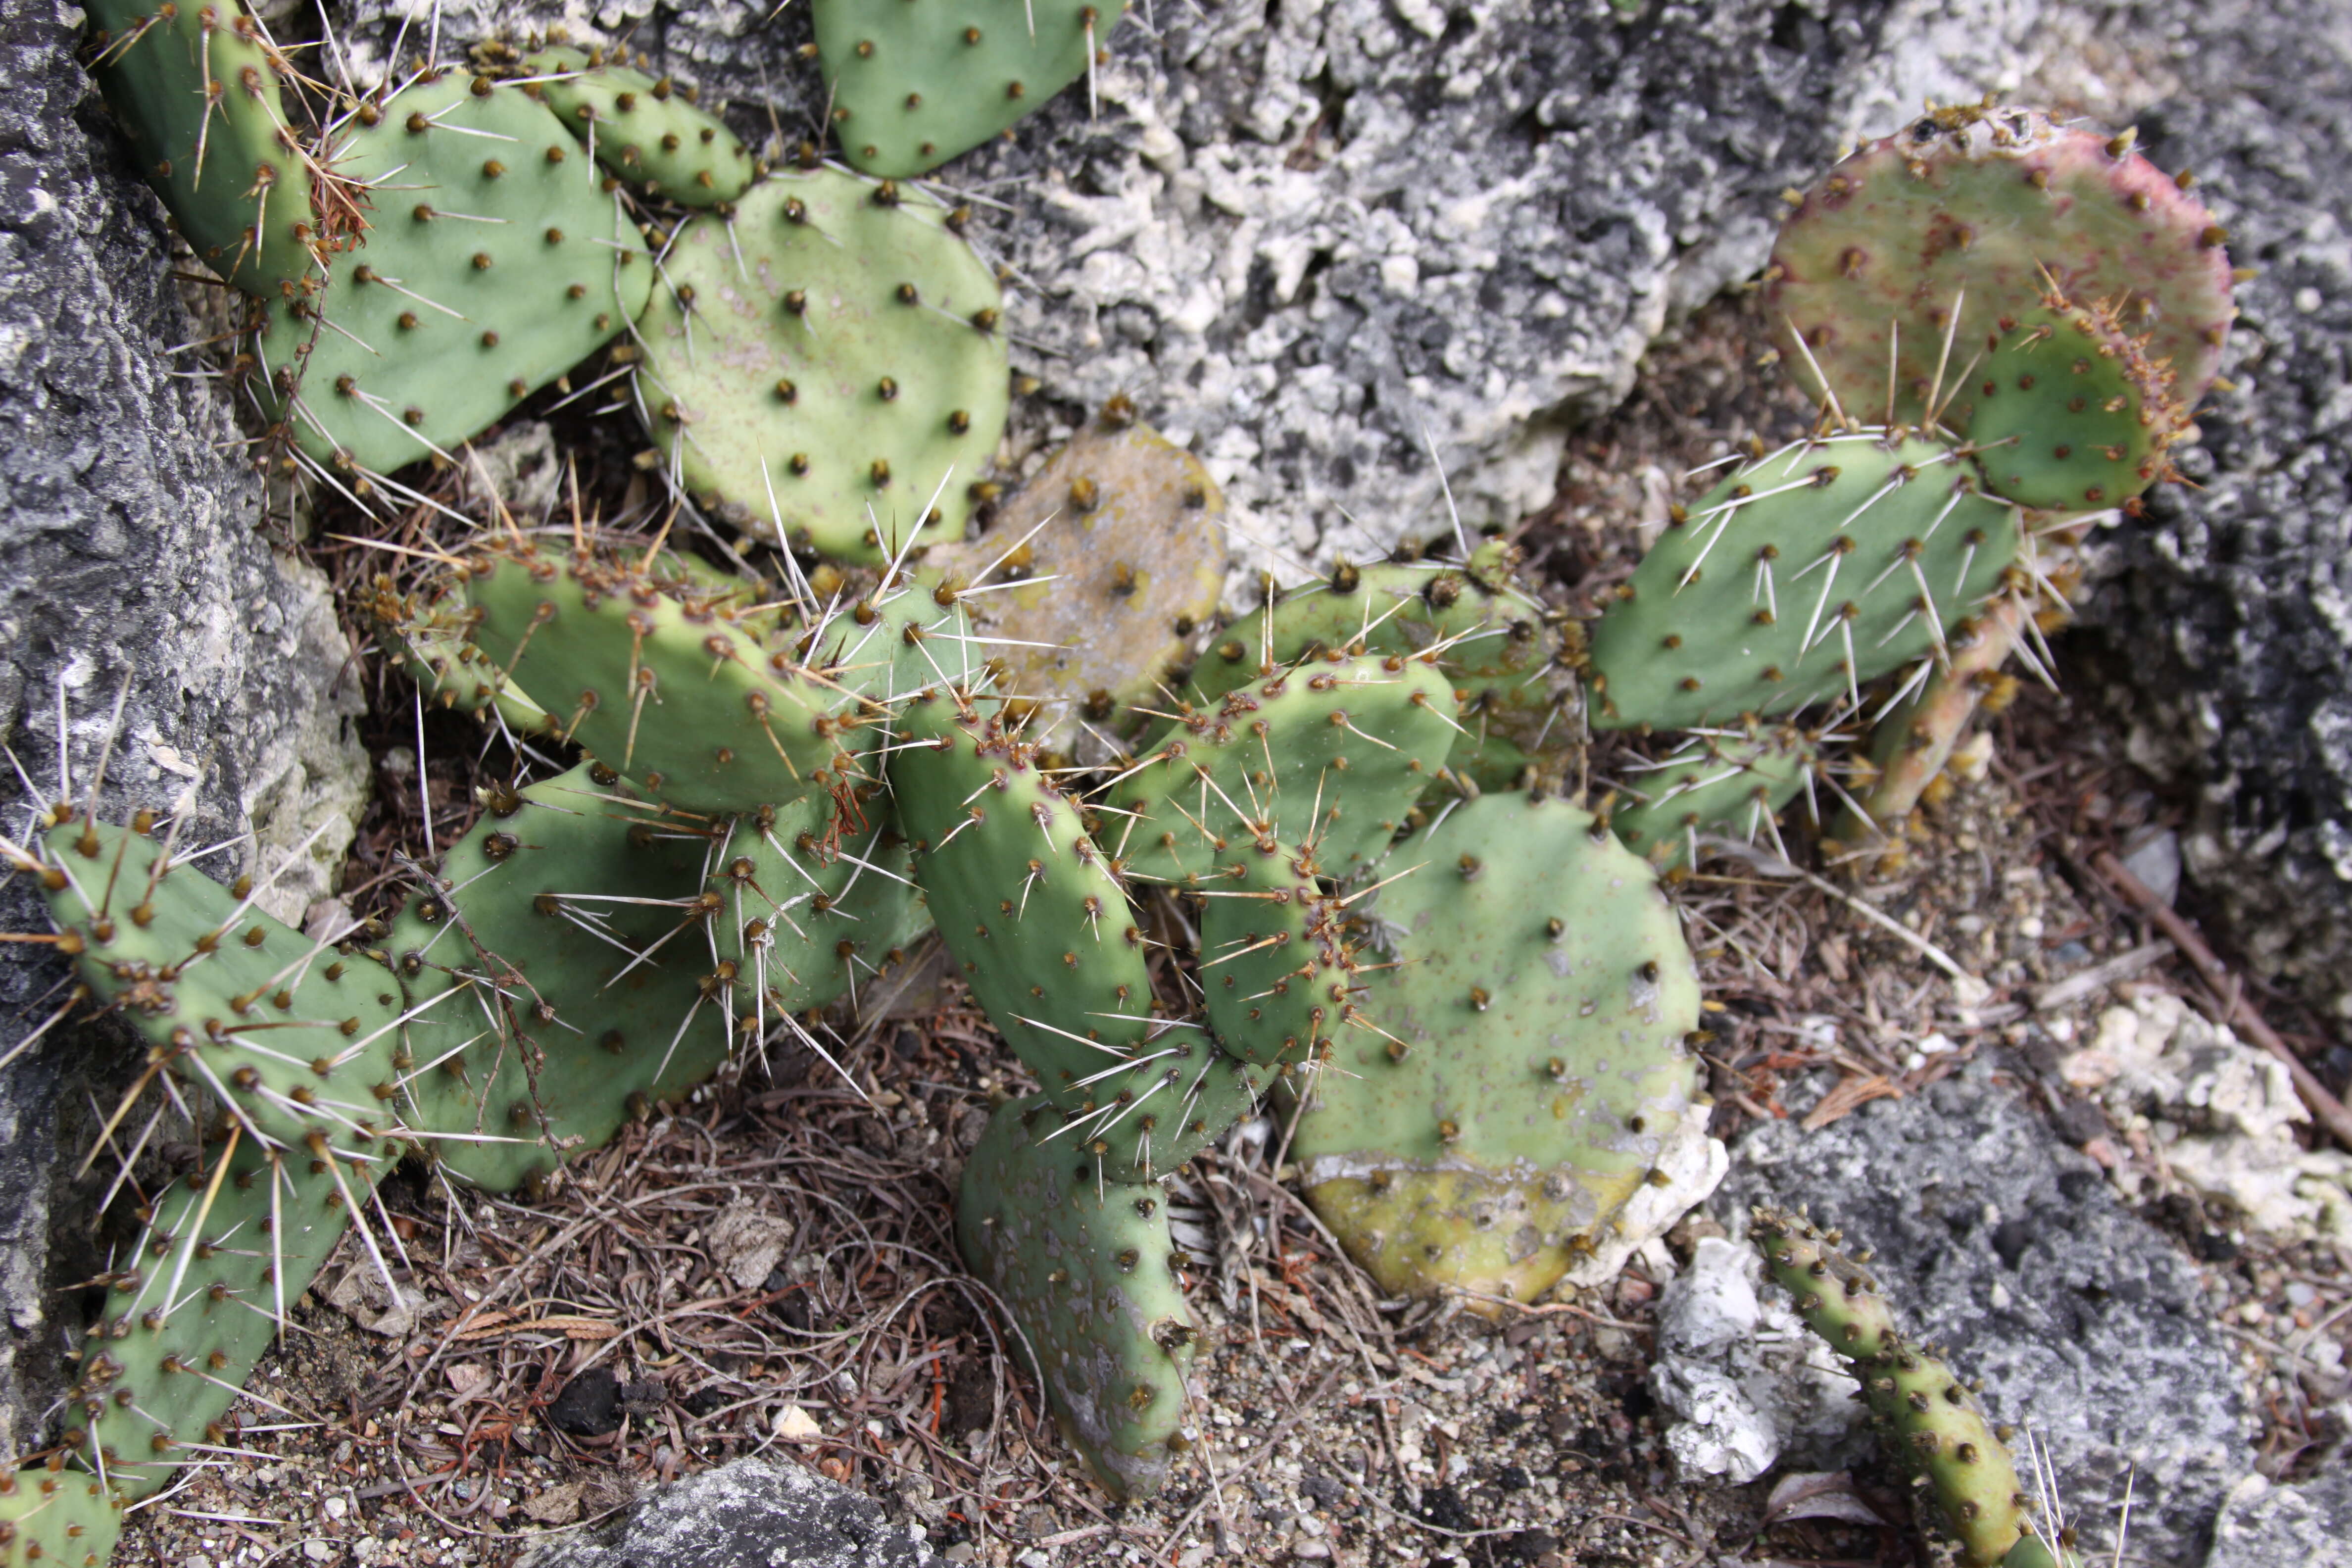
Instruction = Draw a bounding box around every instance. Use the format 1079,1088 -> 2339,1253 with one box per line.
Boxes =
519,1457 -> 937,1568
0,0 -> 367,1457
1715,1058 -> 2253,1568
2078,0 -> 2352,1020
2203,1470 -> 2352,1568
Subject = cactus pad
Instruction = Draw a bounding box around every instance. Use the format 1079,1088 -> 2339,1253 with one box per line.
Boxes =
1106,654 -> 1461,882
1197,841 -> 1353,1071
42,817 -> 410,1176
1195,547 -> 1569,789
1291,794 -> 1701,1305
1606,725 -> 1815,870
1768,104 -> 2233,426
633,171 -> 1008,563
929,408 -> 1226,730
1965,298 -> 2182,511
385,766 -> 730,1191
87,0 -> 318,295
956,1094 -> 1196,1499
889,693 -> 1156,1095
255,72 -> 651,475
701,794 -> 926,1020
1753,1208 -> 2064,1568
461,547 -> 884,814
527,48 -> 754,207
1587,430 -> 2020,731
815,0 -> 1127,178
56,1135 -> 355,1501
0,1469 -> 122,1568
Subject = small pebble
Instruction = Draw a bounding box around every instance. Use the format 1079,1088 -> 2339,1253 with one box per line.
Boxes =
2294,286 -> 2322,314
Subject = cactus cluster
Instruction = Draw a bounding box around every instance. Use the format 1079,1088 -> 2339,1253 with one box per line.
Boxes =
30,8 -> 2244,1553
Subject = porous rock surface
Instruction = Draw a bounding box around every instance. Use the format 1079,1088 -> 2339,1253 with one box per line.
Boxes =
2202,1470 -> 2352,1568
0,0 -> 366,1457
519,1457 -> 937,1568
2075,0 -> 2352,1021
1713,1059 -> 2254,1568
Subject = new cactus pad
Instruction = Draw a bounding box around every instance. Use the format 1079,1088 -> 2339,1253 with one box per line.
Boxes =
254,72 -> 652,475
956,1094 -> 1196,1499
1290,793 -> 1702,1305
632,171 -> 1009,563
1768,103 -> 2233,427
1753,1208 -> 2079,1568
815,0 -> 1128,178
1586,429 -> 2021,731
1196,840 -> 1355,1072
526,47 -> 754,207
926,405 -> 1227,731
1606,724 -> 1816,870
1965,297 -> 2182,512
86,0 -> 318,295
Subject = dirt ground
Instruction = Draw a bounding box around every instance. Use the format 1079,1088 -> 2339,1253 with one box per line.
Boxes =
90,294 -> 2352,1568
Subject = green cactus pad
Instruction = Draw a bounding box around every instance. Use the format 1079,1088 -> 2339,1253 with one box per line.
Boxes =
632,171 -> 1008,563
1290,793 -> 1701,1305
254,72 -> 651,475
1767,104 -> 2233,426
1966,298 -> 2182,511
889,693 -> 1156,1094
815,0 -> 1127,179
460,547 -> 886,814
41,817 -> 411,1176
1197,841 -> 1352,1071
58,1135 -> 355,1501
701,794 -> 927,1021
1046,1031 -> 1266,1182
385,765 -> 730,1191
1194,545 -> 1569,790
526,48 -> 754,207
928,407 -> 1227,732
956,1093 -> 1196,1500
1105,653 -> 1461,883
1754,1207 -> 2069,1568
1606,725 -> 1815,870
362,576 -> 550,733
0,1469 -> 123,1568
1587,429 -> 2020,731
87,0 -> 318,295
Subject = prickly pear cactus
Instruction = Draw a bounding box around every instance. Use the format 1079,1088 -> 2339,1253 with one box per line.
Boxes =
1606,724 -> 1816,870
1586,429 -> 2021,731
0,1467 -> 122,1568
632,171 -> 1009,563
363,577 -> 550,732
956,1094 -> 1197,1499
1753,1208 -> 2078,1568
526,47 -> 755,206
1767,103 -> 2233,426
383,765 -> 731,1192
815,0 -> 1127,178
254,72 -> 652,475
42,816 -> 411,1179
1194,546 -> 1571,790
1290,793 -> 1702,1305
1107,653 -> 1462,882
86,0 -> 318,295
1197,840 -> 1354,1072
927,404 -> 1227,733
1965,297 -> 2182,512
